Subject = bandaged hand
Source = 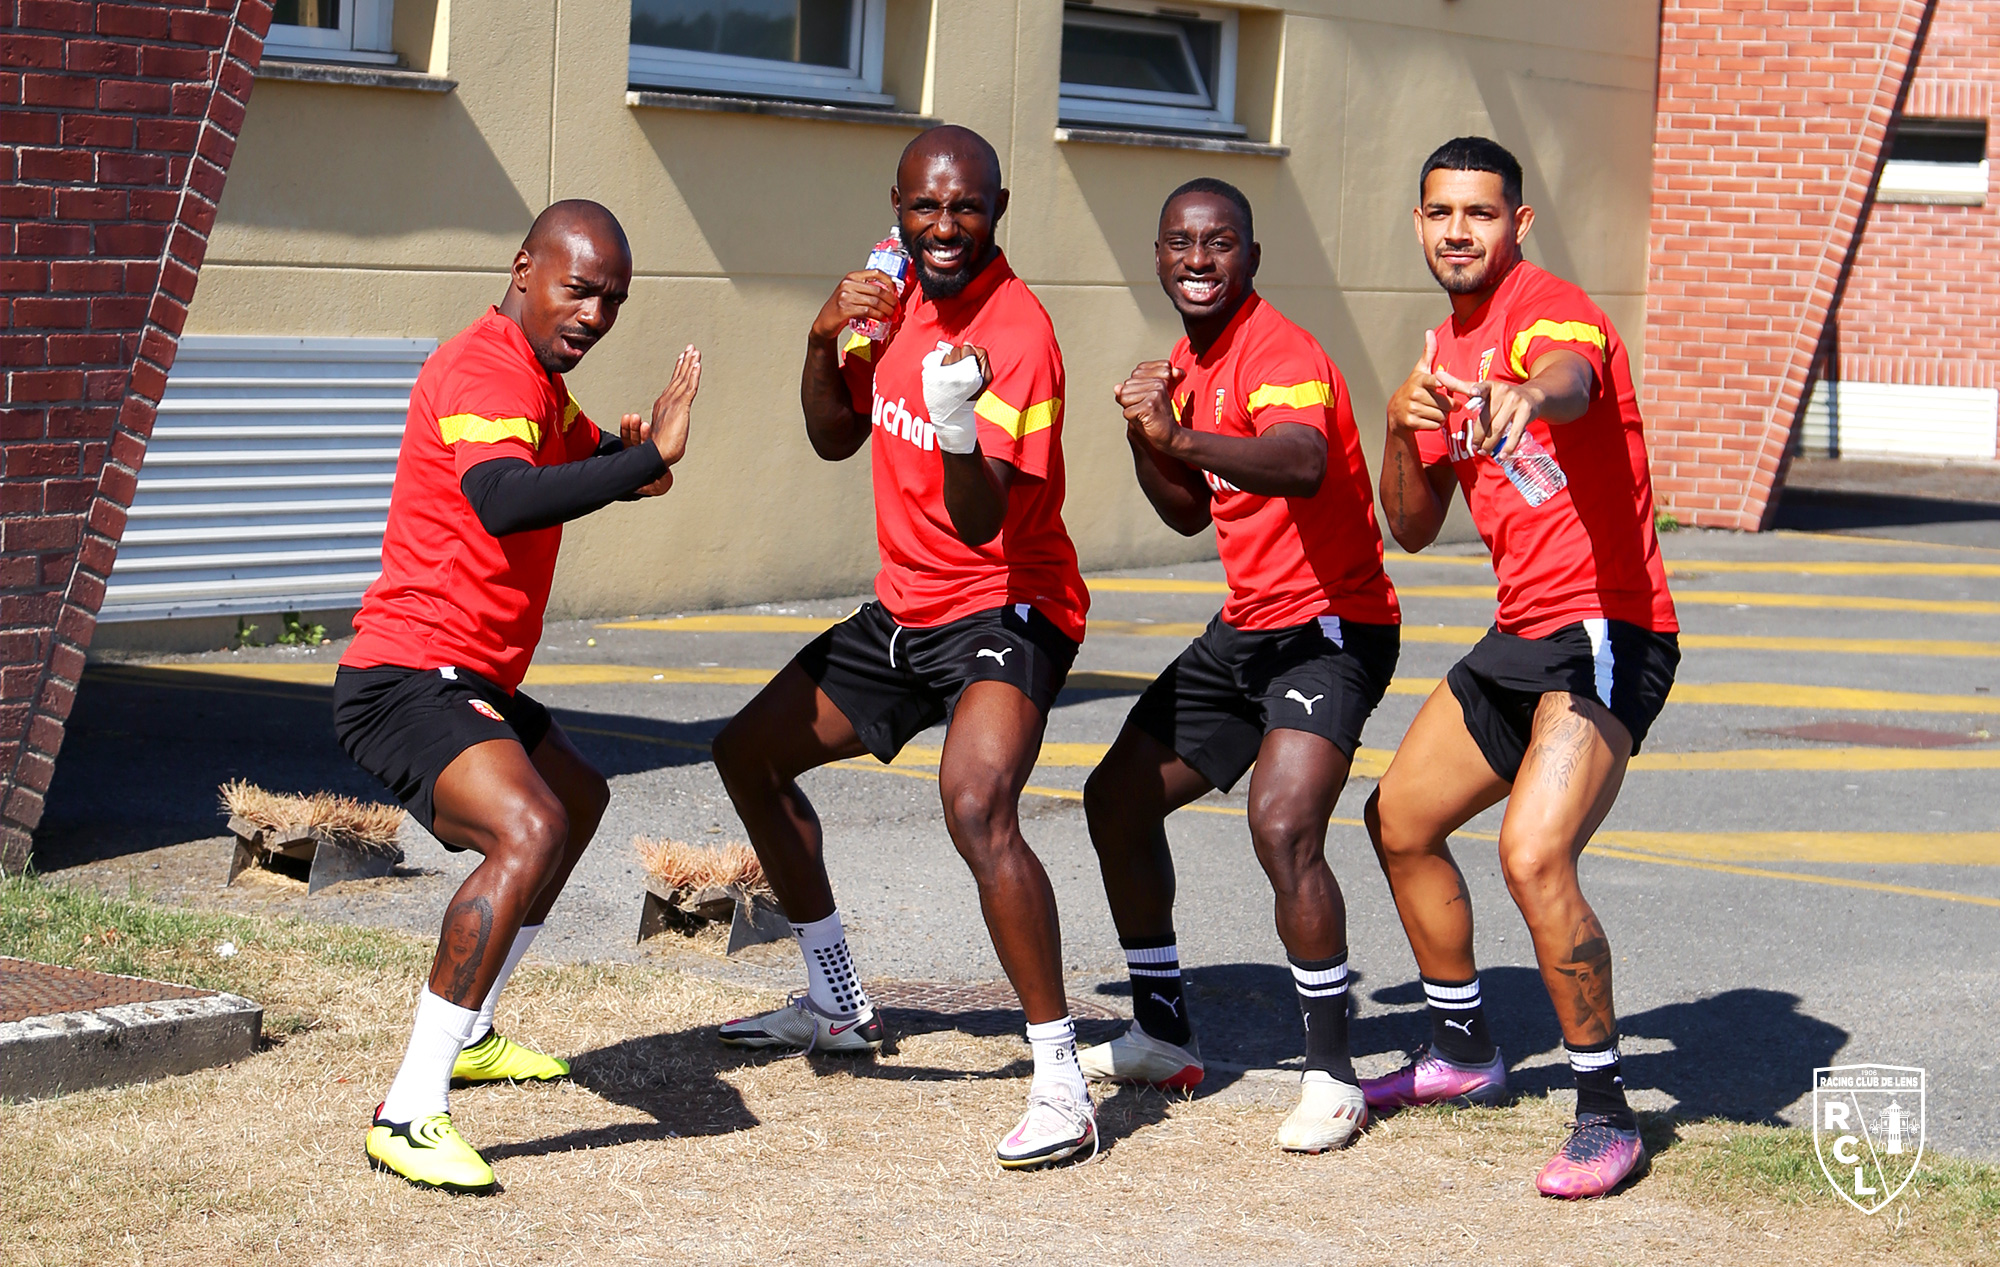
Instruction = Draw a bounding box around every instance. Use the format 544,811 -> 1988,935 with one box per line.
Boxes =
922,342 -> 988,455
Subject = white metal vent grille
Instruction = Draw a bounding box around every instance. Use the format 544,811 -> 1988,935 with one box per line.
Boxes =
100,335 -> 435,622
1801,380 -> 2000,461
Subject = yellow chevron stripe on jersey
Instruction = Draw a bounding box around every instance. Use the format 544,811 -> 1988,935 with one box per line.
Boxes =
1247,380 -> 1333,412
438,413 -> 541,448
974,392 -> 1062,440
561,393 -> 582,432
839,329 -> 876,362
1508,319 -> 1606,378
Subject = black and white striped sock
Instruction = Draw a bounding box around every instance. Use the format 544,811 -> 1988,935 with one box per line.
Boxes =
1122,934 -> 1192,1047
1290,950 -> 1355,1084
1569,1038 -> 1635,1127
1423,974 -> 1495,1065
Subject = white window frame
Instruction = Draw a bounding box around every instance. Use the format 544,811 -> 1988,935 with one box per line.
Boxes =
263,0 -> 398,66
1059,2 -> 1242,137
1878,116 -> 1989,206
629,0 -> 891,108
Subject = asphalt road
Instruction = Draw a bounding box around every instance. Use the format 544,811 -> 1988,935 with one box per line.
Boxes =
38,512 -> 2000,1160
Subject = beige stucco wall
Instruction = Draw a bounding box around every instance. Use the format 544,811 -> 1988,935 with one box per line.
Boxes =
185,0 -> 1661,622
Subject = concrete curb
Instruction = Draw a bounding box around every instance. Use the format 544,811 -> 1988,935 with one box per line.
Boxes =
0,993 -> 263,1101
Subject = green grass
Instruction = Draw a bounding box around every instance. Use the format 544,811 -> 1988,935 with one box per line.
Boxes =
1661,1120 -> 2000,1260
0,870 -> 425,1006
1654,508 -> 1682,533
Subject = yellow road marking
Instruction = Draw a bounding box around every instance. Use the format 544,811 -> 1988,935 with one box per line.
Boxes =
116,661 -> 2000,714
1096,577 -> 2000,615
1782,529 -> 2000,557
1392,554 -> 2000,579
1394,584 -> 2000,615
873,742 -> 1999,779
1669,681 -> 2000,714
1585,847 -> 2000,908
601,615 -> 2000,659
602,615 -> 837,633
1396,626 -> 2000,658
1591,831 -> 2000,867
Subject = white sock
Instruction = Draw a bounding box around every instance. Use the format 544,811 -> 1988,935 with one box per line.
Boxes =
1026,1016 -> 1088,1103
469,923 -> 541,1044
379,988 -> 480,1124
793,910 -> 870,1017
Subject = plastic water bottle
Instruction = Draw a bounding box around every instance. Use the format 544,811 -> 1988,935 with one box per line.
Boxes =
847,227 -> 911,342
1493,428 -> 1568,507
1467,398 -> 1566,506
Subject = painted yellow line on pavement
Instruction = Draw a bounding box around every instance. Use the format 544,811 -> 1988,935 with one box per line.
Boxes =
1670,681 -> 2000,714
602,615 -> 837,633
1398,626 -> 2000,659
1393,554 -> 2000,579
1592,831 -> 2000,867
1783,529 -> 2000,557
1395,584 -> 2000,616
1089,578 -> 1228,594
1585,847 -> 2000,908
122,661 -> 2000,714
601,615 -> 2000,660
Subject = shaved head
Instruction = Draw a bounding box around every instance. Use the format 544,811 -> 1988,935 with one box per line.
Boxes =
522,198 -> 631,263
501,199 -> 633,375
897,125 -> 1002,202
893,125 -> 1008,301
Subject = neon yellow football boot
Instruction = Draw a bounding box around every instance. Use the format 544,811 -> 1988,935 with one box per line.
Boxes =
365,1109 -> 497,1194
452,1031 -> 571,1084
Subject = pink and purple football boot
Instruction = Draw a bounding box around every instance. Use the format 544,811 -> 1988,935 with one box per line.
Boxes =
1535,1113 -> 1647,1198
1360,1044 -> 1509,1111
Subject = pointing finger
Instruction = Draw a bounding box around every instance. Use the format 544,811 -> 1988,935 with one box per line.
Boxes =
1418,329 -> 1436,374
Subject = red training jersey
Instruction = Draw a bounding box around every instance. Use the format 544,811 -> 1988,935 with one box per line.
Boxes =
1415,261 -> 1677,638
1167,292 -> 1399,631
838,252 -> 1089,640
344,307 -> 605,691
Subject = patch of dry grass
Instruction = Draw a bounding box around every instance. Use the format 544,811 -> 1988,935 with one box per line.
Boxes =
634,836 -> 769,894
220,781 -> 405,857
2,875 -> 1993,1267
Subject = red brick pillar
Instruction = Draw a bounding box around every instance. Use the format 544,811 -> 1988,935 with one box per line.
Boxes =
0,0 -> 273,871
1644,0 -> 1937,530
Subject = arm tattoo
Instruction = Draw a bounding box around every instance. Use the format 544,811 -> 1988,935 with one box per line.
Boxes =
438,894 -> 496,1006
1549,912 -> 1616,1045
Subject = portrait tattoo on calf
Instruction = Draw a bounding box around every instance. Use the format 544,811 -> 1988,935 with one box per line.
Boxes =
1549,912 -> 1616,1044
439,894 -> 496,1006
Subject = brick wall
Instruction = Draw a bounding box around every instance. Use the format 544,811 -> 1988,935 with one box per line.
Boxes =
1832,0 -> 1998,419
1644,0 -> 1938,530
0,0 -> 272,872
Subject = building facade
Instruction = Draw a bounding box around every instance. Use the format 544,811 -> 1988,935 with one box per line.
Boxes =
120,0 -> 1660,640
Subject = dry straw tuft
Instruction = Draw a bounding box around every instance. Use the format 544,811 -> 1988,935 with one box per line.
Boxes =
220,780 -> 406,857
634,836 -> 770,894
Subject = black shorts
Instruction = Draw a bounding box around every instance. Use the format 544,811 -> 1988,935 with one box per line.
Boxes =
332,664 -> 553,839
1126,614 -> 1401,793
1446,620 -> 1681,783
797,601 -> 1079,762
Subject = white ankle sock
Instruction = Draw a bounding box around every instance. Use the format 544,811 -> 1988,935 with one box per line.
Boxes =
469,923 -> 541,1044
792,910 -> 870,1017
379,989 -> 480,1124
1026,1016 -> 1088,1103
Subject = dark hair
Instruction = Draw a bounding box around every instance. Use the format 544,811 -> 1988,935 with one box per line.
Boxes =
1161,177 -> 1254,240
1419,137 -> 1523,208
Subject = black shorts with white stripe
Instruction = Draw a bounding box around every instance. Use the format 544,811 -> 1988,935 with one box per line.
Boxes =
1445,619 -> 1680,783
1126,614 -> 1400,793
796,601 -> 1078,763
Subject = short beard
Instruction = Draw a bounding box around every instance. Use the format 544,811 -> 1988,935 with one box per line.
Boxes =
913,236 -> 993,301
1430,257 -> 1490,296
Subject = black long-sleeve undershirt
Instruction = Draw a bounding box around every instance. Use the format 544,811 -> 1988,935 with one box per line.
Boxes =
459,435 -> 668,536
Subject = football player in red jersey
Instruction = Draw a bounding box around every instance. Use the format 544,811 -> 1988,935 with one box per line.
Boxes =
1366,138 -> 1679,1198
335,201 -> 701,1194
710,126 -> 1098,1169
1074,180 -> 1400,1154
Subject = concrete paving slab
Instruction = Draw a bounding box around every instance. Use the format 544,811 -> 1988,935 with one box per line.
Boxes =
0,957 -> 261,1100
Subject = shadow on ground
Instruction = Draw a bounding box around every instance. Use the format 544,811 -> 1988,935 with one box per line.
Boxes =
37,666 -> 1154,872
482,1023 -> 763,1161
1368,967 -> 1847,1124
